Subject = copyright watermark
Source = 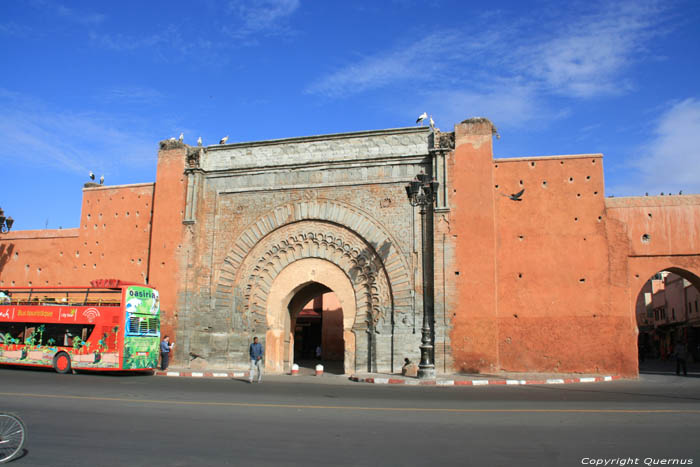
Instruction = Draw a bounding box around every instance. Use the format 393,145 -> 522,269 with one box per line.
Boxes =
581,459 -> 694,466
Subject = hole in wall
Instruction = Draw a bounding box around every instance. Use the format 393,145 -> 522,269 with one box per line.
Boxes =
530,162 -> 536,167
648,213 -> 652,218
586,176 -> 591,180
542,181 -> 548,188
641,233 -> 651,244
455,271 -> 460,276
594,191 -> 598,195
579,278 -> 586,283
569,177 -> 574,183
574,217 -> 579,222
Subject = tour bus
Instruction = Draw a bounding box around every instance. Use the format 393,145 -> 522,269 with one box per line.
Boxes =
0,279 -> 160,373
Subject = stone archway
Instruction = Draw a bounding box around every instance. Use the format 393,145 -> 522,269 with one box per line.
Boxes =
216,214 -> 405,374
265,258 -> 356,374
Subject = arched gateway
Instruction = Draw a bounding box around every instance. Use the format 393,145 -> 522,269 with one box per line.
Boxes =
214,200 -> 413,374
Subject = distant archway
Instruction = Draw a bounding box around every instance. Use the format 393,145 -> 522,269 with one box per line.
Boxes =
635,267 -> 700,372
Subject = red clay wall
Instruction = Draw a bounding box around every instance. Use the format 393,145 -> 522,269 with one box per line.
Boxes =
0,183 -> 154,288
447,119 -> 639,376
448,120 -> 499,372
493,155 -> 637,375
146,143 -> 189,343
606,196 -> 700,348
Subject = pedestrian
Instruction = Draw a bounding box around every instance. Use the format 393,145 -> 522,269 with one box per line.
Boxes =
315,344 -> 322,361
160,335 -> 174,371
249,336 -> 264,383
673,340 -> 688,376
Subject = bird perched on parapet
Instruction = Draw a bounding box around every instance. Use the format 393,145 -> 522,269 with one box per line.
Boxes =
219,136 -> 229,144
179,132 -> 184,142
416,112 -> 428,125
99,175 -> 104,185
679,190 -> 683,195
197,136 -> 202,146
500,188 -> 525,201
429,115 -> 435,129
169,137 -> 176,142
89,171 -> 95,181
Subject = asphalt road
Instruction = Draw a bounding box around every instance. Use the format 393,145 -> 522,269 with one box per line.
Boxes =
1,366 -> 699,467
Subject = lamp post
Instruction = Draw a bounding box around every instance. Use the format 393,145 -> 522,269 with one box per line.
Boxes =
405,172 -> 439,379
0,208 -> 14,233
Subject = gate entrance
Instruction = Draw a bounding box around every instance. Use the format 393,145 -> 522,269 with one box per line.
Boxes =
292,291 -> 344,374
264,257 -> 357,374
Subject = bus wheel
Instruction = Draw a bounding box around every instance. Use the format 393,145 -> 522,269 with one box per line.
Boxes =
53,352 -> 72,374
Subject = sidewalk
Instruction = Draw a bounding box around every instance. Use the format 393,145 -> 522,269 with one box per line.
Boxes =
155,365 -> 624,387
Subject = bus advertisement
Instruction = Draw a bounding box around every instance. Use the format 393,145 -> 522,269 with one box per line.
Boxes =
0,280 -> 160,373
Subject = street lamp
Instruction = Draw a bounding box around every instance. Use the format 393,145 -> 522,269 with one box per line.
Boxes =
405,172 -> 439,379
0,208 -> 14,233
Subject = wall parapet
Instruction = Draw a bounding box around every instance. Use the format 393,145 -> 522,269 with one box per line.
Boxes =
0,228 -> 79,240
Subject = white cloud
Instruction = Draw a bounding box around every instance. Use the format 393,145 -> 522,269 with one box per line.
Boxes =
422,85 -> 545,131
635,98 -> 700,193
0,90 -> 157,177
523,2 -> 661,98
226,0 -> 300,39
609,98 -> 700,196
306,1 -> 666,102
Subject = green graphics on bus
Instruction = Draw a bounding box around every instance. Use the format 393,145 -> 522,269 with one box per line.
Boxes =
123,286 -> 160,370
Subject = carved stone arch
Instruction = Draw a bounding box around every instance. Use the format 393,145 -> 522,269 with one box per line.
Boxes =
237,222 -> 390,331
222,221 -> 391,373
214,199 -> 413,323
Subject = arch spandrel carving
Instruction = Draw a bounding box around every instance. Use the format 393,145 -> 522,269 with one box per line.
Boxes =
214,199 -> 414,319
227,222 -> 392,335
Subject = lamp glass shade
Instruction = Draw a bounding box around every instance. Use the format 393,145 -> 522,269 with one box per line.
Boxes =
5,217 -> 13,230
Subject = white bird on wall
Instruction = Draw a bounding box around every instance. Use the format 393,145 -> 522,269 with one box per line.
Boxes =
99,175 -> 104,185
219,136 -> 229,144
416,112 -> 428,125
429,116 -> 435,128
89,171 -> 95,181
179,132 -> 184,142
197,136 -> 202,146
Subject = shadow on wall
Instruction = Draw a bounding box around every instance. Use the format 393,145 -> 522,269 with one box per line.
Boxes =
0,243 -> 14,275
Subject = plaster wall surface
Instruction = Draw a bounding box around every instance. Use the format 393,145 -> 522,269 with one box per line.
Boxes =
0,183 -> 154,288
148,144 -> 189,341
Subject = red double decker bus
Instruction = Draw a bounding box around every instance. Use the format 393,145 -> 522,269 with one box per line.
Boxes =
0,279 -> 160,373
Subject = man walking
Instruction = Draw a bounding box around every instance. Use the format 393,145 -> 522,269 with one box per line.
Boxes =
249,336 -> 264,383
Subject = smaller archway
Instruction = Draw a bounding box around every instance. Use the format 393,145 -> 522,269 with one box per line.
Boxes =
265,258 -> 357,374
636,268 -> 700,375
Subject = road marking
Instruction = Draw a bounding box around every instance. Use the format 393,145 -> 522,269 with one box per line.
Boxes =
1,392 -> 699,414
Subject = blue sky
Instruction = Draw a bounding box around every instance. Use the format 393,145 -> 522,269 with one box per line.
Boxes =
1,0 -> 699,230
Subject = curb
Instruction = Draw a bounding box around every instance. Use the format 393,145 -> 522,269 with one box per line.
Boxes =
349,375 -> 623,386
155,370 -> 249,378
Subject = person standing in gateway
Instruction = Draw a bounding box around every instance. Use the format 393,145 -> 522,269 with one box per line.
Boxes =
249,336 -> 264,383
160,336 -> 174,371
